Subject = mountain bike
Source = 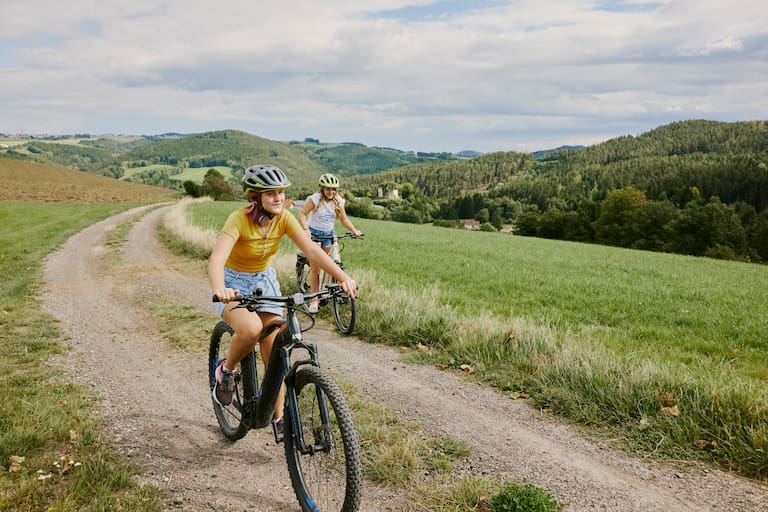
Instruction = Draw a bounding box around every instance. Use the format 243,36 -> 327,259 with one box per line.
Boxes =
296,232 -> 361,335
209,285 -> 362,512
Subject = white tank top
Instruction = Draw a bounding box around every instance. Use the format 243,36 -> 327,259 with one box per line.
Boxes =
306,192 -> 345,231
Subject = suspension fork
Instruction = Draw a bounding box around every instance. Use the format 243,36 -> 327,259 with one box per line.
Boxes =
281,311 -> 333,454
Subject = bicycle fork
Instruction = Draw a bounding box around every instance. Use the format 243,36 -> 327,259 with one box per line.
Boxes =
281,320 -> 334,454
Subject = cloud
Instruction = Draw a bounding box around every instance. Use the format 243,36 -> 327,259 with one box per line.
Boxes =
1,0 -> 766,152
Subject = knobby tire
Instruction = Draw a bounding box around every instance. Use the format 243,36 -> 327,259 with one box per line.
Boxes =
284,366 -> 362,512
209,320 -> 254,441
331,293 -> 356,335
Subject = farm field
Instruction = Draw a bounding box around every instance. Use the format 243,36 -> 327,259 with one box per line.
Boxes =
0,157 -> 176,203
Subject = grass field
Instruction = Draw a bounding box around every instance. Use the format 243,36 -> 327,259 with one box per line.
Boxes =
168,165 -> 237,182
0,159 -> 176,510
0,202 -> 163,511
184,199 -> 768,481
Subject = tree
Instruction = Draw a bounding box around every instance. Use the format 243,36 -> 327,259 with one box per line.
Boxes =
183,180 -> 203,198
203,169 -> 236,200
671,198 -> 746,257
595,186 -> 647,247
392,206 -> 423,224
630,200 -> 680,252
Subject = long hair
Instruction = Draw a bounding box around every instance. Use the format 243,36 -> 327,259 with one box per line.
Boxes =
318,187 -> 342,216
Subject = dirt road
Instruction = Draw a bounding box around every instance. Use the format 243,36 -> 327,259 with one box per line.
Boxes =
42,204 -> 768,511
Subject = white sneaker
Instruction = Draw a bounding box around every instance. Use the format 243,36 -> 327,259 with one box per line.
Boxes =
307,300 -> 319,313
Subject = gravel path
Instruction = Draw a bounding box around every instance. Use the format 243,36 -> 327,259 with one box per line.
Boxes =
42,204 -> 768,511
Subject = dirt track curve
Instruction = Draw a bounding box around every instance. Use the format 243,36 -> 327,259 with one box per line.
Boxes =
42,204 -> 768,511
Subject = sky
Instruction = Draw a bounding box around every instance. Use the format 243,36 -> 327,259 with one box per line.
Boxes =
1,1 -> 766,154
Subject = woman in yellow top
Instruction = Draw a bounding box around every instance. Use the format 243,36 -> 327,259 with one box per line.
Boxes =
208,164 -> 357,436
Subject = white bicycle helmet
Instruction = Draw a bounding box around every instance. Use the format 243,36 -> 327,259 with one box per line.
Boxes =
242,164 -> 291,191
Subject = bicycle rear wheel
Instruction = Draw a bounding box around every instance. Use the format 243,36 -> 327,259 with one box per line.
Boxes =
296,254 -> 311,293
209,320 -> 255,441
284,366 -> 362,512
331,293 -> 356,335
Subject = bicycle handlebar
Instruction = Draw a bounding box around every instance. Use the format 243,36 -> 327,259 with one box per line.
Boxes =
212,283 -> 344,306
309,232 -> 364,242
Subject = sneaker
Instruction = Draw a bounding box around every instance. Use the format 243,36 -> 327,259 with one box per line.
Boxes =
272,417 -> 284,444
213,360 -> 234,406
307,300 -> 319,314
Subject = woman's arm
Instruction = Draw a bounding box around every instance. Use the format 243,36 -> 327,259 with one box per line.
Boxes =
290,228 -> 357,298
208,232 -> 238,301
337,206 -> 362,237
297,198 -> 316,232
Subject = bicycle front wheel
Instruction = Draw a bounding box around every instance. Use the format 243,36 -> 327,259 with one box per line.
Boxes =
284,366 -> 362,512
331,293 -> 357,335
209,320 -> 255,441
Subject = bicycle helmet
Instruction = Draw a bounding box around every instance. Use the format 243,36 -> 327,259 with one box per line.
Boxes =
242,164 -> 291,192
318,173 -> 340,188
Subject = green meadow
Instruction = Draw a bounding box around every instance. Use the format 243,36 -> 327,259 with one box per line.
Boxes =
168,165 -> 237,182
0,202 -> 163,511
185,200 -> 768,480
120,164 -> 237,183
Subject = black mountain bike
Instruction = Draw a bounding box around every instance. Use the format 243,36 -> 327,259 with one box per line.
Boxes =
296,232 -> 361,335
209,285 -> 362,512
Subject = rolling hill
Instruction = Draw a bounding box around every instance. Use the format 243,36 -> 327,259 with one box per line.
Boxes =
0,157 -> 175,203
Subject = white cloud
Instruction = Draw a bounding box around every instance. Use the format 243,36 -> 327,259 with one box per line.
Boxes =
1,0 -> 767,152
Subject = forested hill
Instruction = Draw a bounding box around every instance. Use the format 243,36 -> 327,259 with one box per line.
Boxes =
343,119 -> 768,263
119,130 -> 327,189
570,119 -> 767,163
288,140 -> 441,177
528,119 -> 768,212
348,151 -> 532,198
350,120 -> 767,206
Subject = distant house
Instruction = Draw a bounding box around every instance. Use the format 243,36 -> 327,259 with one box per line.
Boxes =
464,220 -> 480,230
377,187 -> 400,200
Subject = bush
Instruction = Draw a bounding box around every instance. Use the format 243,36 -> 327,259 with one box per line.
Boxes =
489,481 -> 564,512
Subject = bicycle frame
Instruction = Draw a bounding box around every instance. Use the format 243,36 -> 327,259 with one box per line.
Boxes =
210,286 -> 363,510
225,292 -> 333,453
297,232 -> 359,290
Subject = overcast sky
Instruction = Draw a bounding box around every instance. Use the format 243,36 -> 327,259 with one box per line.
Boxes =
1,1 -> 766,153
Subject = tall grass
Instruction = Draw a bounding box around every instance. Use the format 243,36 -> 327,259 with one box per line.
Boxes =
180,201 -> 768,481
0,201 -> 163,511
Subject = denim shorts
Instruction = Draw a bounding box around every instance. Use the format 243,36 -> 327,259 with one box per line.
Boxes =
309,227 -> 335,248
215,266 -> 283,317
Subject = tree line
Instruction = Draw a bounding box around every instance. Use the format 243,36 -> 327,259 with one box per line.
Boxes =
346,120 -> 768,263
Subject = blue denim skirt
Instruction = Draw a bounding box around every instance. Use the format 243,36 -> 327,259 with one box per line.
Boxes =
215,266 -> 282,317
309,227 -> 335,248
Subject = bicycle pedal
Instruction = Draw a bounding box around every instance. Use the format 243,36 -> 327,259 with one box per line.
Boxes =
272,418 -> 285,444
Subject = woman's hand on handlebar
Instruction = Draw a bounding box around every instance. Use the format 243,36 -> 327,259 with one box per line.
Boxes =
213,287 -> 240,303
338,276 -> 357,299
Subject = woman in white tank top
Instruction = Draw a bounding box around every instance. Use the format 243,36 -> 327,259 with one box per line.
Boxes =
298,173 -> 363,312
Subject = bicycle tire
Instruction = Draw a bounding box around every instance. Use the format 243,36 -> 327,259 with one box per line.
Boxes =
284,366 -> 362,512
296,257 -> 311,294
209,320 -> 255,441
331,293 -> 356,335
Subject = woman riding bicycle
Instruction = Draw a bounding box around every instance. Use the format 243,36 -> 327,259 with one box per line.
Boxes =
298,173 -> 362,313
208,164 -> 357,433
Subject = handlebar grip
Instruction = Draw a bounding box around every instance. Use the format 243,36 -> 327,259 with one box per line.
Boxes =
212,295 -> 244,303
